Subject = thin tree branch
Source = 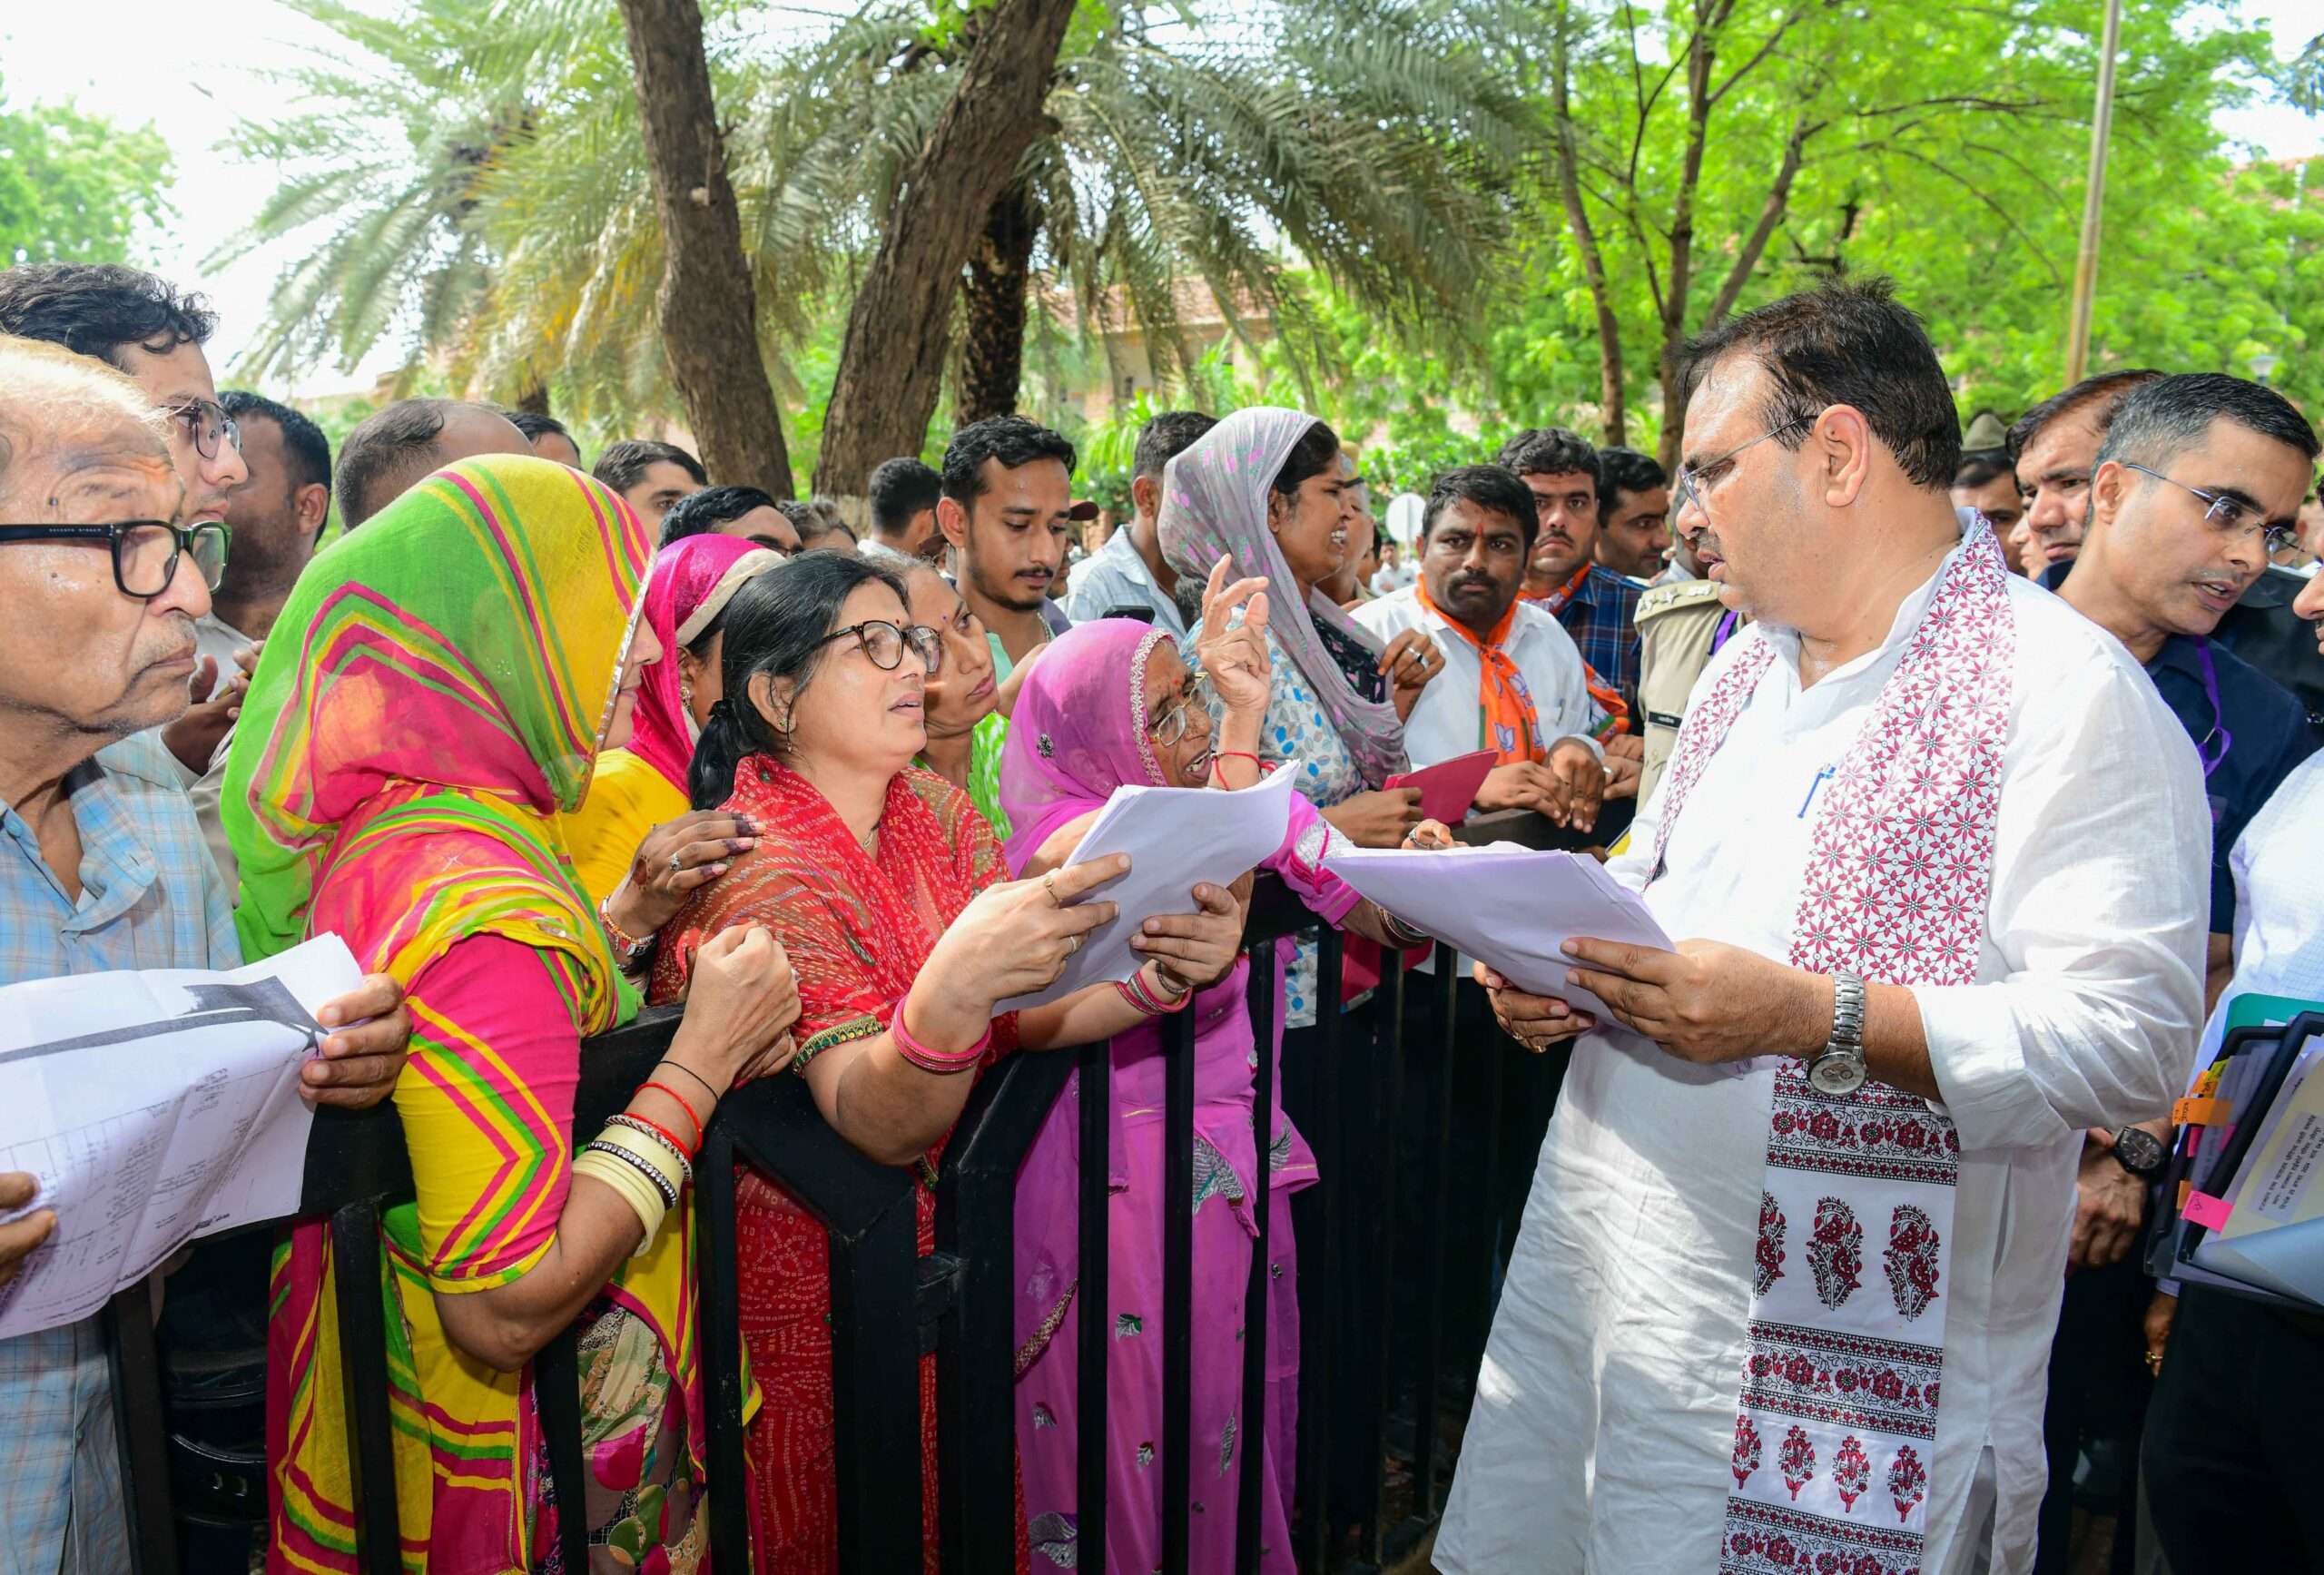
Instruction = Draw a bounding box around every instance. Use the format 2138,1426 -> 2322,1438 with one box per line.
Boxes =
1707,5 -> 1809,108
1877,143 -> 2068,289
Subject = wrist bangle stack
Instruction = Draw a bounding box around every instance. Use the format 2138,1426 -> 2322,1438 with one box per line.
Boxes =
1118,966 -> 1194,1016
890,999 -> 990,1074
1379,911 -> 1430,948
597,892 -> 656,973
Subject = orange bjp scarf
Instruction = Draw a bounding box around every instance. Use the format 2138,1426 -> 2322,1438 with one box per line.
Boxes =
1415,577 -> 1541,765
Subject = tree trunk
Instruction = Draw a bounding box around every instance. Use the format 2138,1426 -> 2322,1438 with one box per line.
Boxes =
1551,2 -> 1625,446
815,0 -> 1078,497
958,184 -> 1039,425
613,0 -> 797,498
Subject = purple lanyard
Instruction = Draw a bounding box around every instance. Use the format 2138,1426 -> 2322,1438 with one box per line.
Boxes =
1710,609 -> 1739,655
2195,636 -> 2231,779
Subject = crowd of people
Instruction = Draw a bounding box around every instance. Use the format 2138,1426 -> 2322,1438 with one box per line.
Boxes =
0,252 -> 2318,1575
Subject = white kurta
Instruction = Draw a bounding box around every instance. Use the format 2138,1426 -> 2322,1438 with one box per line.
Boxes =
1352,586 -> 1602,768
1436,552 -> 2211,1574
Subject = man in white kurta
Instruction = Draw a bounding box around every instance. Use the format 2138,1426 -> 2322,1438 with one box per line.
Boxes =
1435,282 -> 2209,1575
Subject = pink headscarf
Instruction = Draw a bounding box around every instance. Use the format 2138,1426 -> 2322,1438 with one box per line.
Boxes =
629,535 -> 779,792
999,617 -> 1175,875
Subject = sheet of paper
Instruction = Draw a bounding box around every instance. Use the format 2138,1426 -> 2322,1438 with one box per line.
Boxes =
1323,842 -> 1672,1019
0,935 -> 359,1339
999,768 -> 1298,1011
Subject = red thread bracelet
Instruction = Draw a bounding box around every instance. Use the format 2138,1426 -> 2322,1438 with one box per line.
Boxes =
608,1109 -> 697,1166
1209,751 -> 1267,783
638,1080 -> 705,1150
890,1000 -> 990,1073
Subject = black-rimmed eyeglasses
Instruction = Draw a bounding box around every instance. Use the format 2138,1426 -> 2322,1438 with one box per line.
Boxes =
0,520 -> 231,598
814,618 -> 945,674
2119,463 -> 2299,556
165,399 -> 241,463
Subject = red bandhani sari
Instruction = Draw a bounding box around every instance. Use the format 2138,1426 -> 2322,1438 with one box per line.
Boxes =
650,753 -> 1021,1572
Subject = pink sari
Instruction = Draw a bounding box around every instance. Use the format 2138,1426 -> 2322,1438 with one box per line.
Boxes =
999,619 -> 1361,1572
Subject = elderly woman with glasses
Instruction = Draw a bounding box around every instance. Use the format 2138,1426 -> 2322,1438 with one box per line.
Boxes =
1001,561 -> 1446,1574
652,550 -> 1249,1570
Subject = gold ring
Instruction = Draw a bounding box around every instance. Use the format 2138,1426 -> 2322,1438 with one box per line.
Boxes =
1042,871 -> 1060,906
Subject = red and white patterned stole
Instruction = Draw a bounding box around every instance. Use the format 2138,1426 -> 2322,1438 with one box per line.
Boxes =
1646,527 -> 2014,1575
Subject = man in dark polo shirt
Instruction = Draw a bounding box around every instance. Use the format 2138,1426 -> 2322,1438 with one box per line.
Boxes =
2036,370 -> 2319,1574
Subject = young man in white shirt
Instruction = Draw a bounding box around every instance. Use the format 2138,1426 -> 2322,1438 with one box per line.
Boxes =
1354,464 -> 1606,829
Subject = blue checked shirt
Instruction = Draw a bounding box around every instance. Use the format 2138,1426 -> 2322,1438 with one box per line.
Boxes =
0,730 -> 236,1574
1535,564 -> 1647,715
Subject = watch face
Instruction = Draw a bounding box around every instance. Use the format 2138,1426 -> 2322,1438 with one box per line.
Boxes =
1808,1050 -> 1867,1097
2114,1126 -> 2168,1176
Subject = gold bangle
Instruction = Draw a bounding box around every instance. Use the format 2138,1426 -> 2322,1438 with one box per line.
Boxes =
595,1125 -> 687,1199
573,1147 -> 667,1248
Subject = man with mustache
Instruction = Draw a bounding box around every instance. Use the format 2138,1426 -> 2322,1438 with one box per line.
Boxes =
2008,368 -> 2163,586
1501,427 -> 1646,718
1354,463 -> 1607,825
938,415 -> 1079,682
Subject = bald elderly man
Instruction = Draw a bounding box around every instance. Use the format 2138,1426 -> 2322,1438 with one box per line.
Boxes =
0,336 -> 410,1570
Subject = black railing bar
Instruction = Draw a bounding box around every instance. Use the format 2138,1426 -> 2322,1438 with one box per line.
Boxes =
330,1197 -> 404,1575
1367,961 -> 1410,1567
533,1326 -> 591,1571
1160,994 -> 1196,1574
1076,1037 -> 1113,1572
104,1284 -> 178,1575
694,1125 -> 752,1564
935,1049 -> 1077,1570
1407,950 -> 1462,1517
1235,933 -> 1282,1572
828,1180 -> 927,1572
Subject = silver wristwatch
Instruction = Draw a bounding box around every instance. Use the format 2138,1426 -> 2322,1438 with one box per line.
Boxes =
1805,971 -> 1868,1096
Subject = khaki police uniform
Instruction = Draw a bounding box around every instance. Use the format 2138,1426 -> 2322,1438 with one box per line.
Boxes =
1633,577 -> 1733,806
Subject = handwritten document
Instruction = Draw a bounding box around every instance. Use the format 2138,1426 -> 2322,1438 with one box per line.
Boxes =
0,936 -> 359,1339
1000,767 -> 1298,1011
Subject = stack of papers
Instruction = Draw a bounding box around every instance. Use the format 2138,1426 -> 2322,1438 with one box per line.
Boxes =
999,767 -> 1298,1010
2154,999 -> 2324,1311
1321,842 -> 1670,1019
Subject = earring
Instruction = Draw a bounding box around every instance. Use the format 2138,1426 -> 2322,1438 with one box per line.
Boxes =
679,674 -> 694,708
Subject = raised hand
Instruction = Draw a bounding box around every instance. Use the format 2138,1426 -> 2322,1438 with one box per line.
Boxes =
611,812 -> 761,936
1194,555 -> 1273,717
1377,629 -> 1443,723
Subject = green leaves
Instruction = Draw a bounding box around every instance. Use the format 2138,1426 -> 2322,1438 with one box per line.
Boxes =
0,79 -> 174,269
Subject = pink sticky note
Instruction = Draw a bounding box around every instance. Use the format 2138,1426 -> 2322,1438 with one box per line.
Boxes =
2182,1190 -> 2235,1231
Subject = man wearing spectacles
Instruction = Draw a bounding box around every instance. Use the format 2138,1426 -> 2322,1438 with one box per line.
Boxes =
0,336 -> 413,1575
0,264 -> 257,782
1438,280 -> 2210,1575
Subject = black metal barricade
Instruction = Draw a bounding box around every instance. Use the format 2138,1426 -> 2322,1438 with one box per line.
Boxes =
109,808 -> 1587,1574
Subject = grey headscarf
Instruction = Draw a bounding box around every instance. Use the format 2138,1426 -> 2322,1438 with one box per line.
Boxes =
1156,406 -> 1408,787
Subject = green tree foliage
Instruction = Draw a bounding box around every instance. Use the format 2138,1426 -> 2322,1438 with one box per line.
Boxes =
0,82 -> 174,267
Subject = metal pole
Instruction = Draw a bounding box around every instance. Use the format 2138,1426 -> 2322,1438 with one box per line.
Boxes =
2064,0 -> 2124,385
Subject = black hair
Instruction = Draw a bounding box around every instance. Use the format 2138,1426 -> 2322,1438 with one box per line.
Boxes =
689,553 -> 910,808
220,389 -> 334,536
1594,447 -> 1669,520
1423,464 -> 1539,548
2095,372 -> 2322,476
0,261 -> 217,370
868,457 -> 942,536
940,415 -> 1078,507
660,484 -> 777,546
1271,419 -> 1343,501
1679,276 -> 1961,490
2006,369 -> 2168,466
1133,409 -> 1219,483
507,409 -> 580,465
1951,451 -> 2016,490
1495,428 -> 1600,491
800,517 -> 858,551
593,437 -> 707,494
336,398 -> 454,528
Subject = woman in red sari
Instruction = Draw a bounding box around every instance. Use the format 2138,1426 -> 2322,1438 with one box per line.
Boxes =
650,552 -> 1248,1570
